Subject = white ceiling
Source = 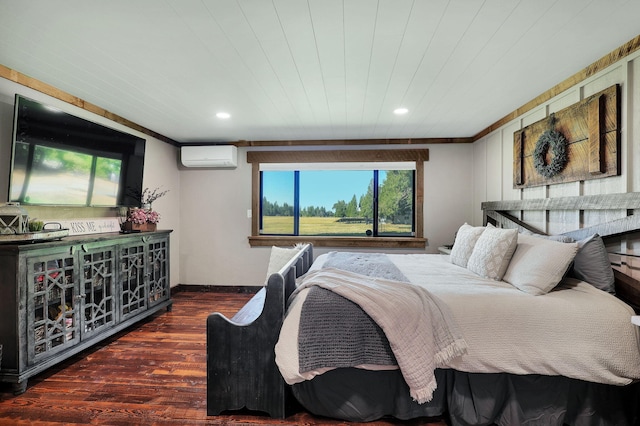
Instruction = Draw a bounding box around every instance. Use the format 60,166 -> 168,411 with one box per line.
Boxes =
0,0 -> 639,144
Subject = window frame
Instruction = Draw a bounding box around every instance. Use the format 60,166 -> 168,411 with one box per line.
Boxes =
247,149 -> 428,248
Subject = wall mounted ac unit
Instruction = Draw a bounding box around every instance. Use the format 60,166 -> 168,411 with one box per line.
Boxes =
180,145 -> 238,168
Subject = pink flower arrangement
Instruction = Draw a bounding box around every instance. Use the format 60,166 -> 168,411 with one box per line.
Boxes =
127,208 -> 160,225
146,210 -> 160,224
128,208 -> 148,225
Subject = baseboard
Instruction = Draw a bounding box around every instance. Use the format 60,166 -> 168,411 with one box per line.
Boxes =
171,284 -> 262,295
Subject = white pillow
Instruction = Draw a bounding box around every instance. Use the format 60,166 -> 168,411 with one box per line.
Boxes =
265,246 -> 300,284
467,225 -> 518,280
449,223 -> 485,267
519,228 -> 575,243
503,233 -> 578,295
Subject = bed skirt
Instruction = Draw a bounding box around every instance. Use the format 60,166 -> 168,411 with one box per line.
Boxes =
291,368 -> 640,425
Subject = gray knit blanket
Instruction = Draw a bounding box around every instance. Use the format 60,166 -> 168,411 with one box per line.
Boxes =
295,252 -> 468,403
298,252 -> 405,372
298,286 -> 397,371
323,251 -> 409,282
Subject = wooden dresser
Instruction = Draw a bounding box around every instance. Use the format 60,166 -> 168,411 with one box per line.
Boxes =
0,230 -> 172,394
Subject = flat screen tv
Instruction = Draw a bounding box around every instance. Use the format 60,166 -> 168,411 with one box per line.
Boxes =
9,95 -> 145,207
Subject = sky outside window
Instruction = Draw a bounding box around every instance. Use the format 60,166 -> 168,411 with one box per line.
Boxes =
263,170 -> 373,211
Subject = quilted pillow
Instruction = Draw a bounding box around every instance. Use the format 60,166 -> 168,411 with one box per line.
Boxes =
503,233 -> 578,295
265,246 -> 300,284
570,234 -> 615,294
449,223 -> 485,267
467,225 -> 518,280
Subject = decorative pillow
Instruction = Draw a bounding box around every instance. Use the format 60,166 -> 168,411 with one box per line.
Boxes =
520,228 -> 575,243
265,246 -> 300,284
449,223 -> 485,267
532,233 -> 576,243
467,225 -> 518,280
570,234 -> 615,294
502,233 -> 578,295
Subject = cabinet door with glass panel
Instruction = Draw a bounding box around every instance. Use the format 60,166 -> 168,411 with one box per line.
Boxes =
119,240 -> 148,320
80,244 -> 117,338
146,236 -> 170,309
26,249 -> 79,364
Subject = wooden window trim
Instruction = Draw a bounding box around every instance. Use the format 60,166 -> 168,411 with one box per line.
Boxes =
247,149 -> 428,249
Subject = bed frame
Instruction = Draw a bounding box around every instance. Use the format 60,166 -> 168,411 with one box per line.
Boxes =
206,192 -> 640,420
206,243 -> 313,418
482,191 -> 640,311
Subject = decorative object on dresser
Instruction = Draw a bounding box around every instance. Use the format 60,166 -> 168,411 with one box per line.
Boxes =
0,230 -> 172,395
0,203 -> 70,243
28,220 -> 44,232
121,208 -> 159,232
0,202 -> 29,234
121,187 -> 169,233
137,187 -> 170,210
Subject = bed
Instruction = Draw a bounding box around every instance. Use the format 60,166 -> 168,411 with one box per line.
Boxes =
207,192 -> 640,425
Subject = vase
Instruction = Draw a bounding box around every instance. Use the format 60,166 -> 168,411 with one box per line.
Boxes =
122,222 -> 157,232
0,202 -> 29,234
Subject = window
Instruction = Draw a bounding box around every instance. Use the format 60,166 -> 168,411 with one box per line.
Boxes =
260,168 -> 415,237
248,149 -> 428,248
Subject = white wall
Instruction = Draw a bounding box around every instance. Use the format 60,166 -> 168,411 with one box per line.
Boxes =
471,49 -> 640,268
179,143 -> 475,286
423,143 -> 475,249
178,151 -> 258,286
0,78 -> 182,287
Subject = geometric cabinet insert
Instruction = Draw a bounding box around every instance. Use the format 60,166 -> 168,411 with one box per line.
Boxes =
513,84 -> 620,188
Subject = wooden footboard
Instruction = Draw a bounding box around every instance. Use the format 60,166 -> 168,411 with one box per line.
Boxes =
206,244 -> 313,418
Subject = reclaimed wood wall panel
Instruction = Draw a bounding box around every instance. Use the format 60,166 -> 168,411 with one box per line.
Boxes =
513,84 -> 620,189
588,94 -> 605,174
247,149 -> 429,163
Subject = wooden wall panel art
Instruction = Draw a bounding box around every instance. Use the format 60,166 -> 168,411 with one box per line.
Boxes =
513,84 -> 620,188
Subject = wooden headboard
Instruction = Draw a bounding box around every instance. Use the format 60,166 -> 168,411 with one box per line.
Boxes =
482,192 -> 640,312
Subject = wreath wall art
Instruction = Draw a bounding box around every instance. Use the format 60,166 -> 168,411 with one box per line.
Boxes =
532,114 -> 568,179
513,84 -> 620,189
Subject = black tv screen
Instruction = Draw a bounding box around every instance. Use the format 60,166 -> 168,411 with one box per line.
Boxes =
9,95 -> 145,207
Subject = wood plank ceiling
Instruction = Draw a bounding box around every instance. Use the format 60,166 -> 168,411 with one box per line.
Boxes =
0,0 -> 639,144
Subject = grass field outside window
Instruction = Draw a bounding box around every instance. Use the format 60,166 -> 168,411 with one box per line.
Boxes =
262,216 -> 412,236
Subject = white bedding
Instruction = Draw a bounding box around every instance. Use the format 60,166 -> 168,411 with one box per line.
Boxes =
275,253 -> 640,386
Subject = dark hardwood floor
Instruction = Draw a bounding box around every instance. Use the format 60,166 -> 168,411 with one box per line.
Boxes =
0,290 -> 447,425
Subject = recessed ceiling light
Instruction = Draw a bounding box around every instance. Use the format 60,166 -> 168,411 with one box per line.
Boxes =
216,112 -> 231,119
393,107 -> 408,115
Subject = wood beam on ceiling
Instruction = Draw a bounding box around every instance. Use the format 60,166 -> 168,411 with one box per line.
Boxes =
0,64 -> 180,147
233,138 -> 471,147
473,34 -> 640,141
